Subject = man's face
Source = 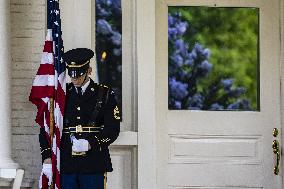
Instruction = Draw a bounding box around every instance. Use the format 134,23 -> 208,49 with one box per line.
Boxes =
71,73 -> 87,87
70,67 -> 92,87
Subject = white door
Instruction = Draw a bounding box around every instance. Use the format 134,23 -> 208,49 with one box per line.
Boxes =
156,0 -> 282,189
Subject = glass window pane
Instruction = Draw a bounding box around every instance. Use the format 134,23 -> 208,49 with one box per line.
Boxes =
96,0 -> 122,110
168,6 -> 259,111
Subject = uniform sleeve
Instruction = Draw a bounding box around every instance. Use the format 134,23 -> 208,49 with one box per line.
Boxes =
39,127 -> 52,163
89,89 -> 120,150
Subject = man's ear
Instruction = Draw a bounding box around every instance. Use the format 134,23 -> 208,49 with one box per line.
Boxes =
87,67 -> 92,75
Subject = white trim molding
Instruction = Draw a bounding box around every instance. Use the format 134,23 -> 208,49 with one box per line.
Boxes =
137,0 -> 157,189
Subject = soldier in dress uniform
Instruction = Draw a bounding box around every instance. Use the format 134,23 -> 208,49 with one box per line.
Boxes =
39,48 -> 121,189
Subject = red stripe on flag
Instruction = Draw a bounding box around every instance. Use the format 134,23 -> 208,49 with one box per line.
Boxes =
29,98 -> 48,128
29,86 -> 54,99
41,174 -> 49,189
54,166 -> 61,188
51,150 -> 61,187
37,64 -> 55,75
43,41 -> 53,53
55,127 -> 61,148
56,82 -> 66,113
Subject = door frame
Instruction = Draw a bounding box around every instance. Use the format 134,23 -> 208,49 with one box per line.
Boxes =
137,0 -> 284,189
281,0 -> 284,182
137,0 -> 157,188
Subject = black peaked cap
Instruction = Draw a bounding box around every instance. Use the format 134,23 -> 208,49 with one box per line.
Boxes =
62,48 -> 94,66
62,48 -> 94,78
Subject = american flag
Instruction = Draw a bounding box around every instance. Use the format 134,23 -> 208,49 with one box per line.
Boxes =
29,0 -> 65,188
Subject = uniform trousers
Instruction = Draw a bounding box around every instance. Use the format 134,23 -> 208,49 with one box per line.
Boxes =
61,173 -> 106,189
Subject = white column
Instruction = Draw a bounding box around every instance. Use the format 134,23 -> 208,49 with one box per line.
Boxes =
0,0 -> 18,172
60,0 -> 92,82
61,0 -> 92,50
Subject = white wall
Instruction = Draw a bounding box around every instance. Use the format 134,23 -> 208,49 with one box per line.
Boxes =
10,0 -> 45,188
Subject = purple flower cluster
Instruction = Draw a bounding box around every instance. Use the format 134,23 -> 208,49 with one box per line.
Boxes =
168,13 -> 251,110
97,19 -> 113,35
96,0 -> 122,57
96,0 -> 121,18
169,78 -> 188,100
168,13 -> 188,40
96,0 -> 122,110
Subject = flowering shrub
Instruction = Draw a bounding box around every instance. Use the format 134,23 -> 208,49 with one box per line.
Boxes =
168,12 -> 252,110
96,0 -> 122,108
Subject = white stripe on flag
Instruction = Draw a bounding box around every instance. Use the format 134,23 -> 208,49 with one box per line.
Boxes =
33,75 -> 55,86
43,111 -> 50,136
54,71 -> 59,89
42,97 -> 49,104
41,52 -> 54,65
46,29 -> 53,41
56,146 -> 60,173
52,133 -> 57,153
58,72 -> 66,91
54,103 -> 64,132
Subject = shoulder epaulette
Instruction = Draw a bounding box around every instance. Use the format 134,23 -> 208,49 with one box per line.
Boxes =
99,83 -> 109,89
98,83 -> 111,104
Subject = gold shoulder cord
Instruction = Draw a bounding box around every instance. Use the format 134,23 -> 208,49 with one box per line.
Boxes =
114,106 -> 120,120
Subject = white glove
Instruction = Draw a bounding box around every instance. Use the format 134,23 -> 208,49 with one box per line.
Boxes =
72,138 -> 90,152
42,163 -> 52,186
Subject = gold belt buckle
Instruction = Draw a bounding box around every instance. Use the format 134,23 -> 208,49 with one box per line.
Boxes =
76,125 -> 83,133
72,151 -> 86,156
72,125 -> 86,157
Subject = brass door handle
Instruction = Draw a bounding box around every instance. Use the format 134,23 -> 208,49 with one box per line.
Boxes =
272,140 -> 280,175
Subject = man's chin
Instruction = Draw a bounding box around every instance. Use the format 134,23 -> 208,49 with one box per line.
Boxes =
73,84 -> 82,87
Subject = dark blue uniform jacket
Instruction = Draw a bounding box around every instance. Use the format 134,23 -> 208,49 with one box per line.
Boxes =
39,79 -> 120,174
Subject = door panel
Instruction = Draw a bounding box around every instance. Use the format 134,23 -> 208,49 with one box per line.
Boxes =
108,147 -> 136,189
156,0 -> 282,188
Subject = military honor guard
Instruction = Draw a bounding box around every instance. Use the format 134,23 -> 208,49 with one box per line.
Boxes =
39,48 -> 121,189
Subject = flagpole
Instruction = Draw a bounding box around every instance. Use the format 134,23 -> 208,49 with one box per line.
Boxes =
50,97 -> 55,189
